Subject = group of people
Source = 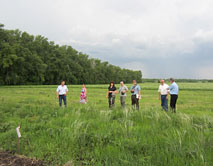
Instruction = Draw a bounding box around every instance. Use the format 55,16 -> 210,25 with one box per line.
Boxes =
106,80 -> 141,110
56,78 -> 179,113
158,78 -> 179,113
56,81 -> 87,107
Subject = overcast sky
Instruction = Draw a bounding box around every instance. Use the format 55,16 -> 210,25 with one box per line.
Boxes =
0,0 -> 213,79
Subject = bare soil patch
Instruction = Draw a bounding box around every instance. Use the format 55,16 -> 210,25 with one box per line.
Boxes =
0,151 -> 43,166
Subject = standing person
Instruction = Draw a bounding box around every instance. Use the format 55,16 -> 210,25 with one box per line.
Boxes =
158,80 -> 169,111
168,78 -> 179,113
119,81 -> 128,108
106,81 -> 117,108
56,80 -> 68,107
130,80 -> 141,110
80,84 -> 87,104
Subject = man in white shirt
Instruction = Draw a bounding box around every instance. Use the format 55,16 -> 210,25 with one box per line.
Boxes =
158,80 -> 169,111
56,80 -> 68,107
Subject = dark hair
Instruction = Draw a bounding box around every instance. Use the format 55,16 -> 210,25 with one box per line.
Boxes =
170,78 -> 175,82
109,81 -> 115,87
61,80 -> 65,83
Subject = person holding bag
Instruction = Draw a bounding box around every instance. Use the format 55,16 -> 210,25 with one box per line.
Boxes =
130,80 -> 141,110
106,81 -> 117,108
119,81 -> 128,108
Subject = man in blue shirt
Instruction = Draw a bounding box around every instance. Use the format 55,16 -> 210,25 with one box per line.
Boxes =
168,78 -> 179,113
130,80 -> 141,110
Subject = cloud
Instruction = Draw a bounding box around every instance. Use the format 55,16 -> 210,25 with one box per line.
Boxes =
0,0 -> 213,78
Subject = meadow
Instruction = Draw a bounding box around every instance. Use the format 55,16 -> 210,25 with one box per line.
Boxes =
0,82 -> 213,166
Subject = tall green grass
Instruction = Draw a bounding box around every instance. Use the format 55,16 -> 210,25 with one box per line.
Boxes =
0,83 -> 213,165
0,105 -> 212,165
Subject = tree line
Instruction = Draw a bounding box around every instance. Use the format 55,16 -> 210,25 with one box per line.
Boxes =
0,24 -> 142,85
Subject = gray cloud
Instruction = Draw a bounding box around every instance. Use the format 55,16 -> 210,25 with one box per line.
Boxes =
0,0 -> 213,79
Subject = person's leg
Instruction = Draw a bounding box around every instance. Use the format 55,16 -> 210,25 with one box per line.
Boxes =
108,96 -> 112,108
121,96 -> 126,108
131,95 -> 136,109
63,95 -> 67,107
170,95 -> 175,113
122,96 -> 126,108
59,95 -> 62,107
165,96 -> 168,111
120,96 -> 123,107
161,95 -> 167,111
173,95 -> 178,113
161,95 -> 164,110
136,98 -> 139,111
170,95 -> 173,109
112,96 -> 115,107
61,95 -> 64,106
85,96 -> 87,103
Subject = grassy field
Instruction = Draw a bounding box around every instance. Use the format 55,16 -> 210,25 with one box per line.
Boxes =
0,83 -> 213,165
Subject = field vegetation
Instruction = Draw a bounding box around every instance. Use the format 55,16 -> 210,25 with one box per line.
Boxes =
0,83 -> 213,165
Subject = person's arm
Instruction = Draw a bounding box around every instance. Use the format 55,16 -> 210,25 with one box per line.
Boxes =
168,84 -> 173,90
166,92 -> 169,100
124,86 -> 128,93
56,87 -> 59,98
113,87 -> 117,94
137,86 -> 141,98
57,91 -> 59,99
65,87 -> 68,96
130,86 -> 134,93
166,86 -> 169,100
85,88 -> 87,96
106,90 -> 109,98
158,86 -> 161,100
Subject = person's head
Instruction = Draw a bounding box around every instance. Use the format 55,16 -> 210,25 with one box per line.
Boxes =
61,80 -> 65,86
160,79 -> 165,85
110,81 -> 115,87
120,81 -> 124,86
133,80 -> 137,85
82,84 -> 85,88
170,78 -> 175,83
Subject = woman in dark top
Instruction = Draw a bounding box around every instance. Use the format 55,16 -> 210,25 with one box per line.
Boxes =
106,81 -> 117,108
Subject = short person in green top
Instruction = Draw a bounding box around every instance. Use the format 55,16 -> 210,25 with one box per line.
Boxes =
106,81 -> 117,108
130,80 -> 141,110
119,81 -> 128,108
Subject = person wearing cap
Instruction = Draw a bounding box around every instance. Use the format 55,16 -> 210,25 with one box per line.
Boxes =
168,78 -> 179,113
158,79 -> 169,111
56,80 -> 68,107
119,81 -> 128,108
130,80 -> 141,110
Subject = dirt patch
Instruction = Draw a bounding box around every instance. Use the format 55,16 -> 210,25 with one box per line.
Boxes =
0,151 -> 44,166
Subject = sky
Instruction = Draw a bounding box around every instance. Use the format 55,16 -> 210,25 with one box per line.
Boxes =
0,0 -> 213,79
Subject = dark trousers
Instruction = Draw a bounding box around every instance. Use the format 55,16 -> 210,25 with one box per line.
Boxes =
161,95 -> 168,111
131,95 -> 139,110
170,95 -> 178,113
59,95 -> 67,107
108,96 -> 115,108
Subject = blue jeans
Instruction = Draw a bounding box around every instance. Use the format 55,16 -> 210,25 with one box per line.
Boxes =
59,95 -> 67,107
161,95 -> 168,111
